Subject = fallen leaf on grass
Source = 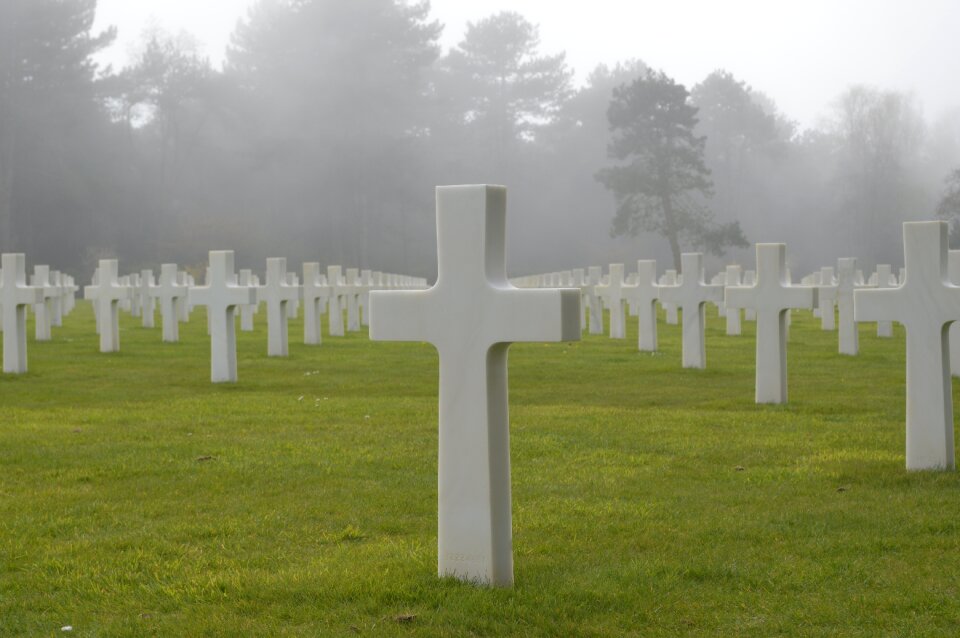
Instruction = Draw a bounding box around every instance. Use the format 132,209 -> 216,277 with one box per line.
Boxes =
394,614 -> 416,624
836,486 -> 849,492
196,456 -> 216,462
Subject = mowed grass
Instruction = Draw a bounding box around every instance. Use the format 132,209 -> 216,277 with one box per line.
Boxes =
2,301 -> 960,637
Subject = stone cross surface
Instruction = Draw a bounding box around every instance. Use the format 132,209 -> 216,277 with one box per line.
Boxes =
139,270 -> 157,328
83,259 -> 131,353
585,266 -> 603,334
623,260 -> 659,351
261,258 -> 299,356
188,251 -> 256,383
856,222 -> 960,470
817,266 -> 837,331
302,262 -> 330,345
595,263 -> 626,339
726,244 -> 816,404
1,254 -> 43,373
874,264 -> 895,338
369,185 -> 581,587
837,258 -> 859,355
724,265 -> 742,336
151,264 -> 187,343
658,253 -> 723,369
31,265 -> 57,341
327,266 -> 346,337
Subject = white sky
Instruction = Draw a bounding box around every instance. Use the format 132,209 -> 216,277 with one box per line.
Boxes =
92,0 -> 960,129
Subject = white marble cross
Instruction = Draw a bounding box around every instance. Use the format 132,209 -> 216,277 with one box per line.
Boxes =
585,266 -> 603,334
360,269 -> 373,327
30,265 -> 57,341
595,264 -> 627,339
855,221 -> 958,470
741,270 -> 756,320
285,272 -> 300,319
49,270 -> 64,327
726,244 -> 816,404
327,265 -> 346,337
623,260 -> 659,351
83,259 -> 131,353
188,251 -> 256,383
302,262 -> 330,345
150,264 -> 187,343
837,258 -> 859,355
1,254 -> 43,373
177,272 -> 192,322
370,185 -> 581,587
261,258 -> 298,356
817,266 -> 837,331
139,270 -> 157,328
344,268 -> 362,332
239,269 -> 257,332
659,270 -> 679,324
724,265 -> 742,336
128,273 -> 142,318
874,264 -> 895,338
658,253 -> 723,369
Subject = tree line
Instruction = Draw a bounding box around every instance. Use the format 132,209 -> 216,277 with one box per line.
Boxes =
1,0 -> 958,278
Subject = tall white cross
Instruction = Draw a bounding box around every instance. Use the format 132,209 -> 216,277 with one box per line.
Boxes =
855,221 -> 958,470
150,264 -> 186,343
128,273 -> 142,317
83,259 -> 131,353
1,254 -> 43,373
726,244 -> 816,404
139,270 -> 157,328
177,272 -> 192,322
874,264 -> 895,338
595,263 -> 626,339
50,270 -> 64,327
369,185 -> 581,587
658,253 -> 723,369
31,265 -> 57,341
817,266 -> 837,331
724,265 -> 742,336
571,268 -> 587,331
837,258 -> 859,355
302,262 -> 330,345
261,258 -> 298,356
623,260 -> 659,351
327,265 -> 346,337
188,251 -> 256,383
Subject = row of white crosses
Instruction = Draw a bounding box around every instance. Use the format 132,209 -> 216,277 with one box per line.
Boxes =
81,255 -> 426,383
0,254 -> 80,373
371,187 -> 960,592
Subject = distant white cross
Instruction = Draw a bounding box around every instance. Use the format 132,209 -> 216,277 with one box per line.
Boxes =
837,258 -> 859,355
658,253 -> 723,369
261,258 -> 298,356
595,263 -> 626,339
31,265 -> 57,342
1,254 -> 43,373
726,244 -> 816,404
855,221 -> 959,470
659,270 -> 680,324
83,259 -> 131,353
139,270 -> 157,328
585,266 -> 603,334
724,265 -> 742,336
345,268 -> 362,332
370,185 -> 581,587
327,265 -> 346,337
623,260 -> 659,351
874,264 -> 895,338
817,266 -> 837,331
150,264 -> 187,343
302,262 -> 330,345
239,269 -> 258,332
188,251 -> 256,383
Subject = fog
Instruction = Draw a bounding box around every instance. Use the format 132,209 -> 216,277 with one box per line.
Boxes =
3,0 -> 960,280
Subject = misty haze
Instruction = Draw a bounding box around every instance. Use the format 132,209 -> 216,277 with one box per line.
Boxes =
1,0 -> 958,280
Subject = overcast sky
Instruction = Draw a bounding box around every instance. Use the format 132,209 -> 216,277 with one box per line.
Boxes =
92,0 -> 960,129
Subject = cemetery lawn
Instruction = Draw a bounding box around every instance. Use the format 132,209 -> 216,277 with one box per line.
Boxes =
3,306 -> 960,637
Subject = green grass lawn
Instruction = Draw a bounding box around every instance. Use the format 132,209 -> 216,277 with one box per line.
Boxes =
2,302 -> 959,637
